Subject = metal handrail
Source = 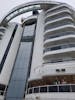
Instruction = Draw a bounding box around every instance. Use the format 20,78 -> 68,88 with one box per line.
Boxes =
26,84 -> 75,94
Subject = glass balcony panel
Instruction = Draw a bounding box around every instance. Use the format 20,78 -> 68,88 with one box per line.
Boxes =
34,87 -> 39,93
40,87 -> 47,92
29,88 -> 32,94
71,85 -> 75,92
59,85 -> 70,92
48,86 -> 58,92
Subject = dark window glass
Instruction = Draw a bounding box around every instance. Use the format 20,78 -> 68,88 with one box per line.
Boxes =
0,84 -> 6,91
59,85 -> 70,92
34,87 -> 39,93
29,88 -> 32,94
71,85 -> 75,92
51,46 -> 61,51
0,84 -> 6,95
40,87 -> 47,92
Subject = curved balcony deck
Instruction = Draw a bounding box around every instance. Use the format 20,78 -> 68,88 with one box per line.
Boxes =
45,9 -> 72,22
44,25 -> 75,35
45,4 -> 71,15
45,16 -> 73,27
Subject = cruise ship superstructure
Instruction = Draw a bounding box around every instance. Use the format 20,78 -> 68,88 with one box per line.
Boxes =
0,0 -> 75,100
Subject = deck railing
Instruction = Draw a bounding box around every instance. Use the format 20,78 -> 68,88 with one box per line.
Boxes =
26,84 -> 75,94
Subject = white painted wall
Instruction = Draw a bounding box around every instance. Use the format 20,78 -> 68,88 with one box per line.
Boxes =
0,24 -> 15,63
29,11 -> 75,81
29,11 -> 44,80
25,93 -> 75,100
26,3 -> 75,100
0,23 -> 23,85
41,61 -> 75,76
0,96 -> 4,100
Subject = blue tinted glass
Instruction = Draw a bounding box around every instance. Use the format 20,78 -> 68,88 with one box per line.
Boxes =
6,98 -> 21,100
14,42 -> 32,69
11,69 -> 26,80
6,81 -> 25,98
6,42 -> 32,99
23,24 -> 35,36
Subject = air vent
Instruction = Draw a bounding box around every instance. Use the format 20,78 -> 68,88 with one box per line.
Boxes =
61,69 -> 66,72
56,68 -> 66,72
56,69 -> 60,72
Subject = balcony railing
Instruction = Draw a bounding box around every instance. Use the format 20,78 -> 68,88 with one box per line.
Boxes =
45,7 -> 71,17
43,43 -> 75,53
43,58 -> 75,64
44,32 -> 75,41
44,22 -> 74,31
26,84 -> 75,94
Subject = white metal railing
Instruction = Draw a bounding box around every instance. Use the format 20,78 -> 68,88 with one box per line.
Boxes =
26,84 -> 75,94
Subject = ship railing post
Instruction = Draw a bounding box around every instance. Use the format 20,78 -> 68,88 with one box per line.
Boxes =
47,85 -> 49,92
70,84 -> 72,92
39,86 -> 40,93
57,85 -> 59,92
32,87 -> 34,93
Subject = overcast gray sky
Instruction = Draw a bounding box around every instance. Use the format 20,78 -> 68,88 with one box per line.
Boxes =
0,0 -> 75,22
